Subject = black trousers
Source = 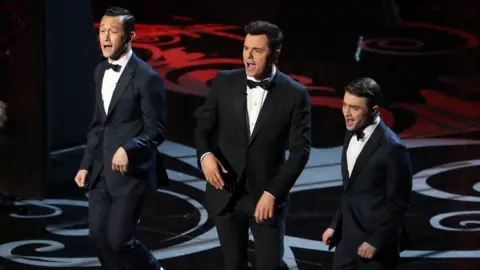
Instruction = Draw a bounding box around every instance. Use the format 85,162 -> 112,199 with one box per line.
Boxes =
88,175 -> 159,270
214,192 -> 289,270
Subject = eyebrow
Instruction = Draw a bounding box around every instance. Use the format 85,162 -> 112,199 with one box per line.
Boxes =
244,45 -> 265,50
343,102 -> 361,108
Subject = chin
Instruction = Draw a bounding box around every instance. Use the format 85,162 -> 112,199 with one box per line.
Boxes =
345,123 -> 356,131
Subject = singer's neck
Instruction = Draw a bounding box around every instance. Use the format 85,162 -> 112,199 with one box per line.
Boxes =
109,46 -> 132,62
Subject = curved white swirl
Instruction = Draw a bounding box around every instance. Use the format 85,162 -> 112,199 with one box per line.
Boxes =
473,182 -> 480,192
412,159 -> 480,202
157,189 -> 209,241
0,240 -> 99,267
0,187 -> 214,267
11,201 -> 63,219
430,211 -> 480,231
2,138 -> 480,268
12,199 -> 90,236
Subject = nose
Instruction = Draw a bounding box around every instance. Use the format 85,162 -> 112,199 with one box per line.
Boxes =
344,107 -> 351,116
103,32 -> 110,41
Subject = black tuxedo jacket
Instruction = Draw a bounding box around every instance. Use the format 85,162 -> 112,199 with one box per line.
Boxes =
329,120 -> 412,254
80,53 -> 167,196
194,68 -> 311,214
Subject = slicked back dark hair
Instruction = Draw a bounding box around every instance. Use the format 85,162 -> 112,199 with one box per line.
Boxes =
104,6 -> 135,35
244,20 -> 283,52
345,77 -> 383,109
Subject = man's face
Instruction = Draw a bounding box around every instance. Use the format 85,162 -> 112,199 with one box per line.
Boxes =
243,34 -> 278,79
99,15 -> 129,60
342,91 -> 377,131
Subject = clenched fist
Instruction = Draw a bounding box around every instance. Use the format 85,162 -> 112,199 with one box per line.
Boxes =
74,169 -> 88,188
112,147 -> 128,174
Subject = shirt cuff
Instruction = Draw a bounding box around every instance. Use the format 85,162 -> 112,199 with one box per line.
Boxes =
264,191 -> 276,200
200,152 -> 213,171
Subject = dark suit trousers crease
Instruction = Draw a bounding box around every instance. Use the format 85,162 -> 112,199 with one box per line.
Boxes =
214,191 -> 288,270
88,173 -> 158,270
333,237 -> 399,270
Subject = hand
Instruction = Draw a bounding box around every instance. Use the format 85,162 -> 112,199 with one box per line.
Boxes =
254,192 -> 275,223
74,169 -> 88,188
357,242 -> 377,259
322,228 -> 335,245
112,147 -> 128,174
201,154 -> 227,189
0,101 -> 7,128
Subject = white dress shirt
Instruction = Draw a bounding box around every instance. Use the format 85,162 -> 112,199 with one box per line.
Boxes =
246,65 -> 276,134
101,50 -> 133,114
346,116 -> 380,176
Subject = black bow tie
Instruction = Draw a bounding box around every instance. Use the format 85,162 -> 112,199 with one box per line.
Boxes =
353,130 -> 365,141
106,63 -> 121,72
247,79 -> 271,90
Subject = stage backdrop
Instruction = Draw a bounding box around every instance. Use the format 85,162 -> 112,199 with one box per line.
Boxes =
44,0 -> 100,151
0,0 -> 46,199
0,0 -> 100,198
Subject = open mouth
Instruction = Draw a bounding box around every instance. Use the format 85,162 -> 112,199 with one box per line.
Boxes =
103,44 -> 112,50
246,60 -> 256,70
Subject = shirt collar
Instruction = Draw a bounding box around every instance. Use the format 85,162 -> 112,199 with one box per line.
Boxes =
359,116 -> 380,140
109,49 -> 132,68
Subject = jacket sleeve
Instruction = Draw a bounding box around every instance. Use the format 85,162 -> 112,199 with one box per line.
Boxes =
122,73 -> 167,159
79,64 -> 103,171
367,145 -> 412,251
194,72 -> 223,167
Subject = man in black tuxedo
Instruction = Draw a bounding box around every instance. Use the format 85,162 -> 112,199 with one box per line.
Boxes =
322,77 -> 412,269
74,7 -> 165,270
194,21 -> 311,270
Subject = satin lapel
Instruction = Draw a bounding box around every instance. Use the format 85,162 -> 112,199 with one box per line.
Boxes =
346,121 -> 386,191
247,72 -> 283,146
341,132 -> 352,191
106,54 -> 137,118
232,73 -> 248,146
96,63 -> 107,120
